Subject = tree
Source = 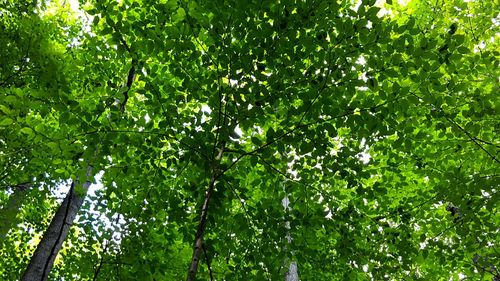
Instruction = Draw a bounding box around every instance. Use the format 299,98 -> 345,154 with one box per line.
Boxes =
21,169 -> 92,281
1,0 -> 498,280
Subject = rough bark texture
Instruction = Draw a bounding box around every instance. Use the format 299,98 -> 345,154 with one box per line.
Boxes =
186,142 -> 225,281
0,183 -> 31,239
21,167 -> 92,281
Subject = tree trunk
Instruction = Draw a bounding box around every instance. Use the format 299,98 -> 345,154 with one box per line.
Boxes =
282,184 -> 299,281
21,167 -> 92,281
186,142 -> 225,281
186,176 -> 216,281
285,262 -> 299,281
0,182 -> 31,239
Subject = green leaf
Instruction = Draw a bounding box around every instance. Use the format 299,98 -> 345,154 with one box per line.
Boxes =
251,136 -> 262,146
20,127 -> 33,134
420,233 -> 426,242
385,68 -> 399,77
457,46 -> 470,54
0,117 -> 13,126
105,17 -> 114,27
300,141 -> 314,154
453,34 -> 465,46
366,7 -> 381,20
266,127 -> 275,142
92,16 -> 100,26
173,7 -> 186,23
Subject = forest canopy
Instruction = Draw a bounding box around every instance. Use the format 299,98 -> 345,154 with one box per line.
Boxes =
0,0 -> 499,280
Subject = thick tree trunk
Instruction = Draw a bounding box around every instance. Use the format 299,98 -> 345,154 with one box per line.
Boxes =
21,167 -> 92,281
0,182 -> 31,239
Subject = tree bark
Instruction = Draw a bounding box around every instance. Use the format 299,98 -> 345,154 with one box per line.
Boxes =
283,184 -> 299,281
21,167 -> 92,281
186,142 -> 225,281
285,262 -> 299,281
186,176 -> 216,281
0,182 -> 31,239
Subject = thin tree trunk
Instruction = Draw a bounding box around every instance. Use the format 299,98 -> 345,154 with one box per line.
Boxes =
285,262 -> 299,281
282,183 -> 299,281
186,176 -> 216,281
21,166 -> 92,281
186,142 -> 225,281
0,182 -> 31,239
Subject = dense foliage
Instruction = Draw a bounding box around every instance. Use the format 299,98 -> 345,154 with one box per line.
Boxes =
1,0 -> 498,280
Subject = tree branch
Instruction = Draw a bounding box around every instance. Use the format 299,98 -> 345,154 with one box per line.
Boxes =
445,116 -> 499,164
120,58 -> 137,113
202,244 -> 214,281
